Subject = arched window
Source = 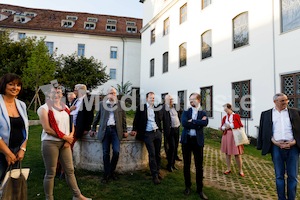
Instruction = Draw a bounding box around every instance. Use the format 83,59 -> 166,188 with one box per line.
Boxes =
162,52 -> 169,73
233,12 -> 248,49
179,43 -> 187,67
201,30 -> 212,59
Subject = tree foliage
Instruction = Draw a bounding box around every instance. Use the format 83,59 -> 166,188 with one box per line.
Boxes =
114,81 -> 132,96
55,54 -> 109,91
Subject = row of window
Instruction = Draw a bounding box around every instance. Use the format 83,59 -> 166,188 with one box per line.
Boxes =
152,0 -> 300,45
165,72 -> 300,119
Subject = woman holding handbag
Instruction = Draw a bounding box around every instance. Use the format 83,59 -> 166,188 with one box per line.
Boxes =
0,73 -> 28,182
38,85 -> 91,200
220,103 -> 245,177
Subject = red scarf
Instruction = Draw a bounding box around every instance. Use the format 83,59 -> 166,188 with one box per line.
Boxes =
47,100 -> 70,139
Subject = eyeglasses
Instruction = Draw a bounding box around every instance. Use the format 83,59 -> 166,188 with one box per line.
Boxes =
276,99 -> 289,103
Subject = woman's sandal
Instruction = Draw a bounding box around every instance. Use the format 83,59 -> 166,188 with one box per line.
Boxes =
224,170 -> 231,175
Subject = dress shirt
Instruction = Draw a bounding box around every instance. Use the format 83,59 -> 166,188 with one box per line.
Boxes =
106,100 -> 116,126
70,95 -> 85,126
146,103 -> 159,131
168,105 -> 180,128
189,106 -> 200,136
272,107 -> 293,141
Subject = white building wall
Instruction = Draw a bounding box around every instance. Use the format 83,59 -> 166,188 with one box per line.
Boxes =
140,0 -> 300,138
9,29 -> 141,94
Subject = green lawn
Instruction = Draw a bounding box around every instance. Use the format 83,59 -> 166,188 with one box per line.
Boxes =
23,125 -> 264,200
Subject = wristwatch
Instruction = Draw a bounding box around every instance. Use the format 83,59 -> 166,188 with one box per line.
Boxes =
20,147 -> 26,152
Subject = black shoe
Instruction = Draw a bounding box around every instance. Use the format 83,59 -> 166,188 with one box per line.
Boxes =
101,177 -> 109,184
175,157 -> 182,161
183,187 -> 191,196
167,166 -> 173,172
110,173 -> 119,181
199,192 -> 208,200
172,166 -> 178,170
152,176 -> 161,185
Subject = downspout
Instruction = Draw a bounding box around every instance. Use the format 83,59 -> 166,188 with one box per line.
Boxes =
272,0 -> 277,94
121,37 -> 125,89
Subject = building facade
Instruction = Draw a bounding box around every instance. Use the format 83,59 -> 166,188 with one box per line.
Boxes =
139,0 -> 300,137
0,4 -> 142,94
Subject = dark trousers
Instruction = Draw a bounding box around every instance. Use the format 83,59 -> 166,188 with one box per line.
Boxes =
102,126 -> 120,178
144,130 -> 162,178
182,136 -> 204,193
166,127 -> 179,168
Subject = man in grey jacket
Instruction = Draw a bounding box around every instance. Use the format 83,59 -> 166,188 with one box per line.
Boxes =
90,87 -> 127,184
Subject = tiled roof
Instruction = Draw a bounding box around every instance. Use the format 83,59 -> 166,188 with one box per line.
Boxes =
0,4 -> 142,38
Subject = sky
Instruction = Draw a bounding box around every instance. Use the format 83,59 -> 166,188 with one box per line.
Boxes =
0,0 -> 143,18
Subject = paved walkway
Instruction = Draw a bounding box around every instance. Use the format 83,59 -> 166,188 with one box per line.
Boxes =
202,145 -> 300,200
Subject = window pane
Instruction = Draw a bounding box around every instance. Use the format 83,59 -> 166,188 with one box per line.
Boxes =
151,29 -> 156,44
202,0 -> 212,9
78,44 -> 85,56
233,12 -> 249,49
232,80 -> 251,118
110,46 -> 117,59
150,59 -> 155,77
179,43 -> 187,67
281,72 -> 300,109
163,18 -> 170,35
201,30 -> 212,59
18,33 -> 26,40
200,86 -> 213,117
163,52 -> 168,73
281,0 -> 300,32
46,42 -> 54,55
110,69 -> 116,79
180,3 -> 187,24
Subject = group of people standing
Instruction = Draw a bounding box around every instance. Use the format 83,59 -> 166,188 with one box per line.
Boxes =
0,72 -> 299,200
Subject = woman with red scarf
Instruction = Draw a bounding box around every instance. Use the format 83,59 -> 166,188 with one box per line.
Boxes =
38,85 -> 91,200
220,103 -> 245,177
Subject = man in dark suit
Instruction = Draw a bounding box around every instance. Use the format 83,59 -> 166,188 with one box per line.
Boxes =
70,84 -> 94,139
181,93 -> 208,200
257,93 -> 300,200
90,87 -> 128,184
160,94 -> 181,172
131,92 -> 162,185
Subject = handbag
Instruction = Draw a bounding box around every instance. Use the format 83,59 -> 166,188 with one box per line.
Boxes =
232,127 -> 249,146
1,162 -> 29,200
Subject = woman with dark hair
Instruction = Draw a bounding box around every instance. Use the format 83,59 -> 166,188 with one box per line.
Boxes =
220,103 -> 245,177
38,85 -> 91,200
0,73 -> 29,181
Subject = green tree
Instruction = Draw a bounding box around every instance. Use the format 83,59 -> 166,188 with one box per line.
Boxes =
22,37 -> 56,111
55,54 -> 109,91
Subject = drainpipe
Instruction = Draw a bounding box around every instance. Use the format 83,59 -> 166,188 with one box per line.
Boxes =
121,37 -> 125,89
272,0 -> 277,94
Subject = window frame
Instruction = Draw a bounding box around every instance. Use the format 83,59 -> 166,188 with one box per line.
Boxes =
232,80 -> 251,118
202,0 -> 212,9
45,41 -> 54,55
150,28 -> 156,44
109,68 -> 117,80
110,46 -> 118,59
180,3 -> 187,24
281,72 -> 300,109
281,0 -> 300,33
163,17 -> 170,36
162,52 -> 169,73
150,58 -> 155,77
179,42 -> 187,67
200,86 -> 213,117
201,30 -> 212,60
77,44 -> 85,57
232,12 -> 249,49
18,32 -> 26,40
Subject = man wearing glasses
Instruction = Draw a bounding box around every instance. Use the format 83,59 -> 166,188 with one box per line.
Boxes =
180,93 -> 208,199
258,93 -> 300,200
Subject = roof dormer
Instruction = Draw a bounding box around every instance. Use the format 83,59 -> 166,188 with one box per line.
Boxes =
61,20 -> 75,28
24,12 -> 37,17
1,9 -> 16,15
84,22 -> 96,30
14,14 -> 31,24
0,14 -> 8,21
66,15 -> 78,21
87,17 -> 98,23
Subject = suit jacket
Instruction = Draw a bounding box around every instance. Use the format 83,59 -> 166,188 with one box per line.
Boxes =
180,107 -> 209,147
257,108 -> 300,155
132,104 -> 162,141
75,95 -> 95,138
0,95 -> 29,146
160,104 -> 181,138
92,100 -> 127,142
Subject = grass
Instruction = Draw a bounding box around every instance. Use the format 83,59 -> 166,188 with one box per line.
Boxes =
23,125 -> 269,200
